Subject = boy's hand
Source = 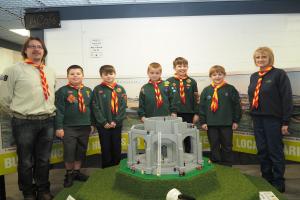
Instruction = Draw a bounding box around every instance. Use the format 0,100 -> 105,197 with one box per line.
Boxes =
104,123 -> 111,129
110,121 -> 116,128
141,117 -> 146,123
232,123 -> 238,130
192,114 -> 199,124
282,125 -> 289,135
171,113 -> 177,118
201,124 -> 208,131
56,129 -> 64,138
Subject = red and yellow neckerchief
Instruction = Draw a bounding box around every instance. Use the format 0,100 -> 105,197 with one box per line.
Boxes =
149,79 -> 163,108
24,59 -> 49,100
67,83 -> 86,112
101,82 -> 119,114
210,81 -> 227,112
251,66 -> 273,109
174,74 -> 188,104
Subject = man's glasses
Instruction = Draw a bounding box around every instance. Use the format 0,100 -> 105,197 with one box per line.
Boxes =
27,45 -> 43,49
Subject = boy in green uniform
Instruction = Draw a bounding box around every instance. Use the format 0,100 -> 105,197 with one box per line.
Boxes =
55,65 -> 93,187
199,65 -> 242,166
92,65 -> 127,168
138,62 -> 176,122
167,57 -> 199,153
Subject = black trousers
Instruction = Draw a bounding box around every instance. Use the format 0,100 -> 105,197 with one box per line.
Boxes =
177,113 -> 194,153
96,126 -> 122,168
207,126 -> 233,166
252,115 -> 285,188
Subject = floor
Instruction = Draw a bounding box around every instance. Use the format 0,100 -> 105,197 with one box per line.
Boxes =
3,164 -> 300,200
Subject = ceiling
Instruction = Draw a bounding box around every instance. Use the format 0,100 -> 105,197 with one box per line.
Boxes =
0,0 -> 205,46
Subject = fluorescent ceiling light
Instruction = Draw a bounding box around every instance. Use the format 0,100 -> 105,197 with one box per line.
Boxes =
9,29 -> 30,37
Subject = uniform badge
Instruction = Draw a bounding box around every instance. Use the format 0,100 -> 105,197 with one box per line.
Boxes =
186,79 -> 191,83
0,75 -> 8,81
172,83 -> 176,87
207,95 -> 211,100
86,90 -> 90,97
67,91 -> 73,94
265,79 -> 272,83
67,94 -> 76,103
99,90 -> 104,94
225,92 -> 229,96
164,81 -> 169,86
186,84 -> 191,87
116,88 -> 122,93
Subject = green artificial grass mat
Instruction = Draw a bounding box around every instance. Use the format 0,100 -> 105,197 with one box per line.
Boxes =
119,158 -> 214,180
53,182 -> 83,200
54,160 -> 287,200
245,174 -> 287,200
115,160 -> 218,199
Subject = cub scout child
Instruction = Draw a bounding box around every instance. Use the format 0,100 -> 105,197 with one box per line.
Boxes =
138,62 -> 177,122
199,65 -> 242,166
167,57 -> 199,153
55,65 -> 92,187
92,65 -> 127,168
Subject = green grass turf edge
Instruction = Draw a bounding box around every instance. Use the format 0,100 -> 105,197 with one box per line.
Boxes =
119,158 -> 214,180
53,182 -> 83,200
71,165 -> 276,200
244,174 -> 287,200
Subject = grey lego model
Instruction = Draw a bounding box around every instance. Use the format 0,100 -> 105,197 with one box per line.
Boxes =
127,116 -> 203,175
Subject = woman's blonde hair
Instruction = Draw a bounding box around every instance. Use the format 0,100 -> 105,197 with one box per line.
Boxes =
253,47 -> 274,66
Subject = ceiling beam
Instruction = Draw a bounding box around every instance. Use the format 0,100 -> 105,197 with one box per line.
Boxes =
0,38 -> 22,51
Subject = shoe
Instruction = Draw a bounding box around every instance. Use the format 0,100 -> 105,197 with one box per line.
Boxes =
73,170 -> 89,182
37,192 -> 53,200
24,195 -> 36,200
273,183 -> 285,193
64,172 -> 74,188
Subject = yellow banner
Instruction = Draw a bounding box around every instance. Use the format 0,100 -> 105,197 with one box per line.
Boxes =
283,138 -> 300,162
0,152 -> 17,175
1,131 -> 300,175
233,133 -> 257,154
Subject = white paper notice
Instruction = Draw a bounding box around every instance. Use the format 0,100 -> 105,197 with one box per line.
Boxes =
89,39 -> 103,58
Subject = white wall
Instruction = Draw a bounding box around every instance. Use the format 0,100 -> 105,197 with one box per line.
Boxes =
45,14 -> 300,78
0,48 -> 22,74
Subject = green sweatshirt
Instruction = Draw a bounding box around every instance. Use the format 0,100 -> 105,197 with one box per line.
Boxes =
199,83 -> 242,126
138,81 -> 176,118
92,84 -> 127,127
55,85 -> 93,129
166,76 -> 199,114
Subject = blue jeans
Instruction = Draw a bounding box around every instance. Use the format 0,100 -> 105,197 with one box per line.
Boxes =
12,117 -> 54,196
252,115 -> 285,188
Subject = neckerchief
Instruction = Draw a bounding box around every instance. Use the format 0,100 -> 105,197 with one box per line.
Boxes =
252,66 -> 273,109
67,83 -> 86,112
101,82 -> 118,114
174,74 -> 188,104
210,81 -> 227,112
149,79 -> 163,108
24,59 -> 49,100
